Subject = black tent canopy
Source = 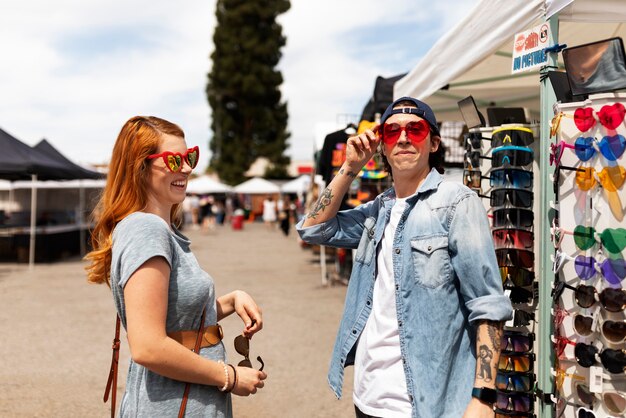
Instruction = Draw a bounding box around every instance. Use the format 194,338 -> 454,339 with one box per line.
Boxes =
0,128 -> 80,181
34,139 -> 103,180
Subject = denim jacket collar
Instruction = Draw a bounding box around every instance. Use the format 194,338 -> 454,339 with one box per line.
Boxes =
380,167 -> 444,206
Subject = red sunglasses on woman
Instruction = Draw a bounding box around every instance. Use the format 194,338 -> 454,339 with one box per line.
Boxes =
147,146 -> 200,172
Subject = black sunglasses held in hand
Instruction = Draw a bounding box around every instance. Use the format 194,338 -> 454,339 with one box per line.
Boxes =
234,335 -> 265,371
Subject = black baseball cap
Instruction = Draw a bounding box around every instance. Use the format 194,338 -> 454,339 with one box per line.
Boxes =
381,96 -> 440,137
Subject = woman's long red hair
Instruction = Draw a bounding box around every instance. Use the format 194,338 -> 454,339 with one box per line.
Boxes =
85,116 -> 185,286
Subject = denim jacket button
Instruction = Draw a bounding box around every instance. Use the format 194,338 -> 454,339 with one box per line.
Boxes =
398,321 -> 402,327
366,300 -> 371,306
352,329 -> 357,334
427,245 -> 432,251
395,248 -> 400,254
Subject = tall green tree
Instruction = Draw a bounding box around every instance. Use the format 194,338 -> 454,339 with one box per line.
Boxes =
207,0 -> 291,185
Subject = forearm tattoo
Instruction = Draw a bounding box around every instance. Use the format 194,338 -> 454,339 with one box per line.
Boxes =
307,187 -> 334,219
339,168 -> 358,178
476,320 -> 503,384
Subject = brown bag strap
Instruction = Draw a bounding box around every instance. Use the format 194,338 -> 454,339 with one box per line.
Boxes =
103,316 -> 121,418
178,308 -> 207,418
104,309 -> 207,418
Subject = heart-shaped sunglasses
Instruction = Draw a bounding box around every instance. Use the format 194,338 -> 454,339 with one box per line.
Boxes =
147,146 -> 200,173
550,103 -> 626,136
376,120 -> 430,146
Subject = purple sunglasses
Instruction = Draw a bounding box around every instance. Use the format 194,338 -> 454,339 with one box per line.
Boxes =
575,255 -> 626,285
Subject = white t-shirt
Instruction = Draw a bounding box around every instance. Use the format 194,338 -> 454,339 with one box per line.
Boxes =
353,197 -> 412,418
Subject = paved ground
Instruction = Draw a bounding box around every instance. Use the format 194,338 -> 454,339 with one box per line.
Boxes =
0,222 -> 355,417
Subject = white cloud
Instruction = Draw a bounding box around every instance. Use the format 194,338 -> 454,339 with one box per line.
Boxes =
0,0 -> 479,173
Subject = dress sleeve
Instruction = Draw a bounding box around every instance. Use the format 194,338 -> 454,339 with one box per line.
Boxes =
113,214 -> 173,289
448,192 -> 513,324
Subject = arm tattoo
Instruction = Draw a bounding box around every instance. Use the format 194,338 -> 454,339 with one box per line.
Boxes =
307,187 -> 334,219
485,320 -> 503,352
339,168 -> 358,178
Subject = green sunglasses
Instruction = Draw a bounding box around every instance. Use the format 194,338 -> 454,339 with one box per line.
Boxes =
573,225 -> 626,254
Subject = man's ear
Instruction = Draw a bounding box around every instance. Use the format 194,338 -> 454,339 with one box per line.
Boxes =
430,135 -> 441,153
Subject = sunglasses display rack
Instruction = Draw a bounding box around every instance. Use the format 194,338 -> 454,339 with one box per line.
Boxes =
550,94 -> 626,418
464,124 -> 541,417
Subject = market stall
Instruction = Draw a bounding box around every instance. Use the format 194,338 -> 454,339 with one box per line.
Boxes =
394,1 -> 626,417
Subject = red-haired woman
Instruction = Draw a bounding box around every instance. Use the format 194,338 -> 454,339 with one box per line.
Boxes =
86,116 -> 266,417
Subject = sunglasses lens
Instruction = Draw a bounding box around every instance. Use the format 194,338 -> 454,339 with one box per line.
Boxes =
496,249 -> 534,269
405,121 -> 429,143
491,129 -> 534,148
599,288 -> 626,312
493,209 -> 533,229
598,165 -> 626,192
602,321 -> 626,343
166,155 -> 182,172
573,225 -> 596,250
575,285 -> 596,308
496,373 -> 533,392
383,123 -> 402,144
601,258 -> 626,285
463,170 -> 481,188
574,343 -> 598,367
574,137 -> 596,161
501,332 -> 532,353
574,256 -> 596,280
492,148 -> 534,167
600,228 -> 626,254
577,407 -> 596,418
490,169 -> 533,189
573,315 -> 594,337
604,392 -> 626,414
598,102 -> 626,130
575,382 -> 596,407
498,355 -> 531,372
600,348 -> 626,374
496,392 -> 532,412
186,148 -> 199,169
513,310 -> 534,327
574,107 -> 596,132
508,286 -> 533,304
490,190 -> 533,208
500,266 -> 535,287
234,335 -> 249,356
238,359 -> 253,368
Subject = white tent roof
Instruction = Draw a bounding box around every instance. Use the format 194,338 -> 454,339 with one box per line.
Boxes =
0,178 -> 105,190
394,0 -> 626,122
280,174 -> 325,194
233,177 -> 280,194
186,175 -> 232,194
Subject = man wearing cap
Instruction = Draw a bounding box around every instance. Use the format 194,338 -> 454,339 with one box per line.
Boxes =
297,97 -> 512,418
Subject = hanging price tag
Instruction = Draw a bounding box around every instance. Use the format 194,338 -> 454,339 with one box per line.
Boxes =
589,366 -> 603,393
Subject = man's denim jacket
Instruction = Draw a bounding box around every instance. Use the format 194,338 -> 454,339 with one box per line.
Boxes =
297,168 -> 513,418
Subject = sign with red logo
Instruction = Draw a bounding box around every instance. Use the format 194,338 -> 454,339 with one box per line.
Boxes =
512,23 -> 551,74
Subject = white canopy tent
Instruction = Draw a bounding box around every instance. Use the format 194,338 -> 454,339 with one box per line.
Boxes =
280,174 -> 325,194
394,0 -> 626,121
233,177 -> 280,194
186,176 -> 232,194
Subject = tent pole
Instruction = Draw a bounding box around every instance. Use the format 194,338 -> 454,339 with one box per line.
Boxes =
29,174 -> 37,270
538,13 -> 559,418
79,184 -> 85,256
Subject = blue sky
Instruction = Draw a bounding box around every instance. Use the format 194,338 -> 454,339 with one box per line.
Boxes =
0,0 -> 479,173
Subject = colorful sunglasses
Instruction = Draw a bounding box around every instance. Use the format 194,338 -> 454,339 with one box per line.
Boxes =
490,189 -> 533,208
551,281 -> 626,312
574,166 -> 626,192
501,331 -> 534,354
500,266 -> 535,287
492,146 -> 534,168
496,249 -> 534,269
574,382 -> 626,416
553,366 -> 585,392
574,103 -> 626,132
493,229 -> 534,250
569,225 -> 626,254
496,391 -> 534,413
379,120 -> 430,146
498,353 -> 535,372
552,249 -> 626,285
496,371 -> 535,393
462,169 -> 489,188
492,208 -> 534,229
573,313 -> 626,344
490,168 -> 533,189
491,127 -> 535,148
147,146 -> 199,172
